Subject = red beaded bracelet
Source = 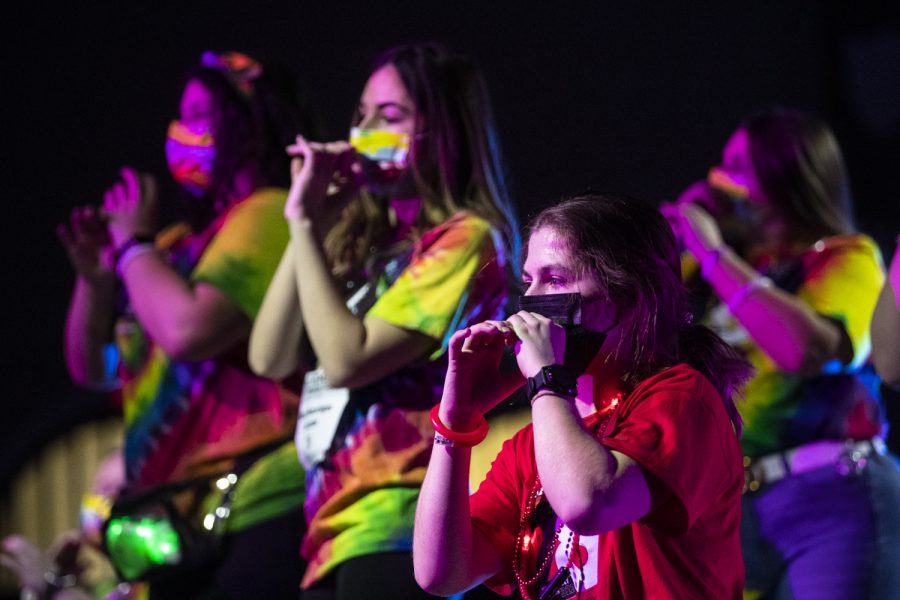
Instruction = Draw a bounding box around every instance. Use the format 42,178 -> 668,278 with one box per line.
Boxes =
429,404 -> 489,447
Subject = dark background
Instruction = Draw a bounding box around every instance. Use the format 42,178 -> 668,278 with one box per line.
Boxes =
5,2 -> 900,491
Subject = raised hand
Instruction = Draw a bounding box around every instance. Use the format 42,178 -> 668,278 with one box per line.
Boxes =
660,181 -> 725,261
0,534 -> 57,594
440,321 -> 521,429
1,533 -> 85,598
284,135 -> 358,227
676,180 -> 719,213
102,166 -> 158,249
57,204 -> 114,282
506,310 -> 566,378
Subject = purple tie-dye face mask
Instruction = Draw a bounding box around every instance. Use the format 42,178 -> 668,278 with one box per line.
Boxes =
165,120 -> 215,197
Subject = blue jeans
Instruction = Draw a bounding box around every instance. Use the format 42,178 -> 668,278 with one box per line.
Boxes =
742,453 -> 900,599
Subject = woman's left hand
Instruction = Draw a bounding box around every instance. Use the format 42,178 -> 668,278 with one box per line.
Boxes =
57,205 -> 115,282
507,310 -> 566,378
661,200 -> 724,261
102,166 -> 159,249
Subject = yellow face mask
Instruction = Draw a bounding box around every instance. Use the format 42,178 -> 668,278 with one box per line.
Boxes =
349,127 -> 410,169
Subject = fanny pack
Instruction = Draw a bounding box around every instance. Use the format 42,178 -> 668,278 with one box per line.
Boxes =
102,471 -> 238,583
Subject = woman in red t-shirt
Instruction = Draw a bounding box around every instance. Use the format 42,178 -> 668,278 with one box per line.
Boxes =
413,194 -> 751,599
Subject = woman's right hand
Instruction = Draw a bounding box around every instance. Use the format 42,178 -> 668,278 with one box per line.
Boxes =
439,321 -> 521,430
56,205 -> 115,283
284,135 -> 358,227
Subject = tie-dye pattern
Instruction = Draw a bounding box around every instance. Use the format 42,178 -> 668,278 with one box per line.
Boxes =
115,188 -> 300,494
165,120 -> 215,197
300,212 -> 508,587
703,234 -> 886,457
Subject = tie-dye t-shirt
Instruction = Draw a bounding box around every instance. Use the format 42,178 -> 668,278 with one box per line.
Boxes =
299,212 -> 509,587
701,234 -> 886,457
114,188 -> 301,499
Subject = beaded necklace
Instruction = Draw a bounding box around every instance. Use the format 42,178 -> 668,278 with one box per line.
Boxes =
512,395 -> 621,599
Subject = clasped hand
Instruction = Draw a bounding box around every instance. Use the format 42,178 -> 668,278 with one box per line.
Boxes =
57,166 -> 158,281
439,311 -> 566,429
659,180 -> 725,261
284,135 -> 360,227
102,166 -> 158,249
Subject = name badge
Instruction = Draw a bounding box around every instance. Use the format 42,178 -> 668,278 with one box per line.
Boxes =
295,368 -> 351,469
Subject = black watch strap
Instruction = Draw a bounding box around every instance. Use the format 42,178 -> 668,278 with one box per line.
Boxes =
526,364 -> 578,402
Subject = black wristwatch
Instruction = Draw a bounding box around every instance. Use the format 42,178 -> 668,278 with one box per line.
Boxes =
526,364 -> 578,402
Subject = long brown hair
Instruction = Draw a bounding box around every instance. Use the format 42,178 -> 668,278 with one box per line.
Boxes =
324,43 -> 520,280
743,108 -> 855,245
530,194 -> 751,432
179,53 -> 323,228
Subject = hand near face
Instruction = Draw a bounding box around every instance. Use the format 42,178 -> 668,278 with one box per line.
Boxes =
102,166 -> 158,249
57,204 -> 115,282
507,310 -> 567,378
284,135 -> 359,226
676,180 -> 720,214
440,321 -> 521,428
660,182 -> 725,261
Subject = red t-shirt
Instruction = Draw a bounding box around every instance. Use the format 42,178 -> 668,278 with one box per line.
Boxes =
469,364 -> 744,599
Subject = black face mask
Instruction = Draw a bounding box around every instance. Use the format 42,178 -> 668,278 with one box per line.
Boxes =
517,293 -> 617,375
